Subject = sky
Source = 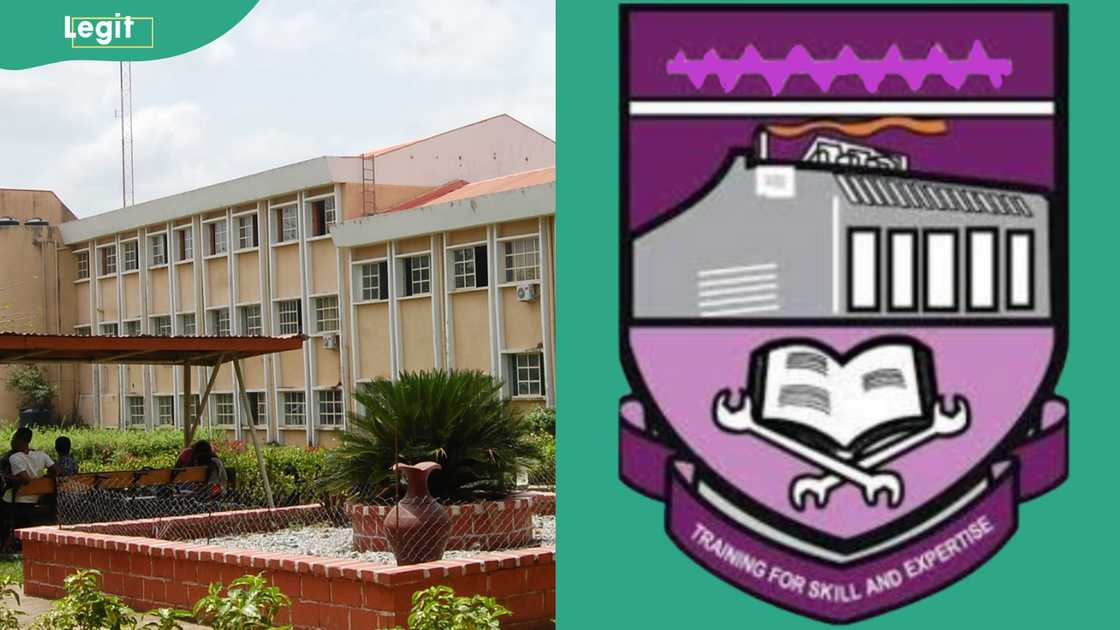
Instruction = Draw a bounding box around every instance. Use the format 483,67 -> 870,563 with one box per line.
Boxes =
0,0 -> 555,218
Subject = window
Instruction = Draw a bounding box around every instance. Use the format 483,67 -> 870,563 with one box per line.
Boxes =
276,300 -> 302,334
314,295 -> 339,333
357,261 -> 388,301
503,237 -> 540,283
510,353 -> 544,397
208,220 -> 228,255
127,396 -> 145,427
179,393 -> 200,424
317,389 -> 343,426
121,240 -> 139,272
151,315 -> 172,336
155,396 -> 174,426
176,227 -> 193,261
178,313 -> 196,336
452,246 -> 488,289
213,393 -> 235,426
75,250 -> 90,279
74,325 -> 91,336
98,245 -> 117,276
276,206 -> 298,243
967,229 -> 997,312
245,391 -> 267,426
887,230 -> 917,311
402,254 -> 431,296
100,323 -> 118,336
281,391 -> 305,426
123,320 -> 141,337
209,308 -> 231,337
924,230 -> 959,311
239,304 -> 262,336
149,233 -> 168,266
236,214 -> 259,249
847,229 -> 880,312
309,197 -> 336,237
1007,231 -> 1034,309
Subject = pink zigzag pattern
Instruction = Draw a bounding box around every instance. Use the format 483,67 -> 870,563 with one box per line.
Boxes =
666,41 -> 1013,94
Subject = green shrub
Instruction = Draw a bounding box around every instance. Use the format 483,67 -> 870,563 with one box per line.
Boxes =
31,569 -> 137,630
4,365 -> 56,410
192,573 -> 290,630
316,370 -> 540,501
526,432 -> 555,486
392,585 -> 511,630
523,407 -> 555,436
0,575 -> 23,630
139,609 -> 191,630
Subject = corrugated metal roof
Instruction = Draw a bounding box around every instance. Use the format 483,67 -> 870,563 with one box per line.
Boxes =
0,332 -> 305,365
417,167 -> 555,207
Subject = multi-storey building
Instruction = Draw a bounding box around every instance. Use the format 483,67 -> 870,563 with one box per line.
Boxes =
48,115 -> 555,446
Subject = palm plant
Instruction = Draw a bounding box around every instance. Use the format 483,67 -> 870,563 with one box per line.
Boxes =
316,370 -> 539,501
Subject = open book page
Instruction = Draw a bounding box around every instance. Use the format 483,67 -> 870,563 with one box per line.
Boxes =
757,342 -> 926,450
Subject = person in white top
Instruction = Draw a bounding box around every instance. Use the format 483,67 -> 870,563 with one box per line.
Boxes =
4,434 -> 58,504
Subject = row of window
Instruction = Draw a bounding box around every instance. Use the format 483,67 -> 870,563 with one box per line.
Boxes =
354,237 -> 541,302
75,198 -> 338,279
73,297 -> 340,338
123,389 -> 345,428
847,227 -> 1036,313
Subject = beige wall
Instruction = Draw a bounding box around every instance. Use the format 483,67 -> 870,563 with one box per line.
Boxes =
451,290 -> 491,372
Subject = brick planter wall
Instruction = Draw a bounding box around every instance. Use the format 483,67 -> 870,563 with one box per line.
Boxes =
348,493 -> 554,553
18,526 -> 555,630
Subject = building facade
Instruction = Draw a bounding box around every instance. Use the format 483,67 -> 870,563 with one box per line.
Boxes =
48,115 -> 555,446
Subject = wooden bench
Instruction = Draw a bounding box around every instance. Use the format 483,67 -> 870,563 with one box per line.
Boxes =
12,466 -> 209,498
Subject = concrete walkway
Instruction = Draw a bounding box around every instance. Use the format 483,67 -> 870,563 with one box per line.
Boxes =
12,586 -> 208,628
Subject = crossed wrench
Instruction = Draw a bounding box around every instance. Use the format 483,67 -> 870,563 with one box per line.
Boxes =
714,389 -> 903,508
790,396 -> 970,510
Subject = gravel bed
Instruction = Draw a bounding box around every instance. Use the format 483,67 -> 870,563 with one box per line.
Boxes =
188,515 -> 555,565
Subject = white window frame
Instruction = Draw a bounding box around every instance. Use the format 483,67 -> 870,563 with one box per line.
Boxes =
174,226 -> 194,262
281,391 -> 306,426
122,319 -> 142,337
120,239 -> 140,272
275,299 -> 302,335
500,236 -> 541,284
178,313 -> 197,336
1007,230 -> 1035,310
75,250 -> 90,280
208,307 -> 231,337
451,246 -> 477,290
74,325 -> 91,336
179,393 -> 201,425
97,244 -> 117,277
313,295 -> 339,334
353,259 -> 388,303
154,395 -> 174,426
508,352 -> 545,398
239,304 -> 262,336
244,391 -> 267,427
400,252 -> 431,297
149,232 -> 168,267
127,396 -> 146,427
316,389 -> 344,427
887,230 -> 917,312
205,218 -> 229,257
235,212 -> 258,250
274,204 -> 299,244
151,315 -> 172,337
923,229 -> 960,312
306,194 -> 336,239
100,322 -> 119,336
212,393 -> 235,426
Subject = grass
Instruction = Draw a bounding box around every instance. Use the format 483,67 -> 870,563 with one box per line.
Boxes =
0,555 -> 21,583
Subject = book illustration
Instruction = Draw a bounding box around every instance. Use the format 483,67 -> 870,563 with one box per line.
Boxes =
713,338 -> 970,509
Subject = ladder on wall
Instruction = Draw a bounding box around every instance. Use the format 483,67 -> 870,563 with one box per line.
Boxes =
361,152 -> 376,215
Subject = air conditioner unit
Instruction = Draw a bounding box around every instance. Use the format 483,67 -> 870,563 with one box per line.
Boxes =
516,283 -> 538,302
322,333 -> 340,350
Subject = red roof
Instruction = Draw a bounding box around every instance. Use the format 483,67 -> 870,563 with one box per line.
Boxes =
0,333 -> 305,366
417,167 -> 555,207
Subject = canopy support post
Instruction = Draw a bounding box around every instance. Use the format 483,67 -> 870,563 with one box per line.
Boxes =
234,359 -> 275,510
181,363 -> 192,445
186,358 -> 224,448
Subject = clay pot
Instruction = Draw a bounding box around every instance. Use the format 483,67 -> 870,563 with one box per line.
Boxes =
384,462 -> 451,565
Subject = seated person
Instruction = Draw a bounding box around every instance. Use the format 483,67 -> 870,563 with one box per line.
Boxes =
4,434 -> 58,504
55,436 -> 78,476
190,440 -> 228,498
0,427 -> 33,478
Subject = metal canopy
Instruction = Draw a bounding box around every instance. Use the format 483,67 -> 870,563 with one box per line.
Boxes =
0,333 -> 304,366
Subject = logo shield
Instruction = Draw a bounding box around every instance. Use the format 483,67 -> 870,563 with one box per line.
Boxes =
618,5 -> 1068,623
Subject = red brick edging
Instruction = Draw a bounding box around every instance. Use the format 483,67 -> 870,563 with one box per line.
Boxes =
18,526 -> 554,630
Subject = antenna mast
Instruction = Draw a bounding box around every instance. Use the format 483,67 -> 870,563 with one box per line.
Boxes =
118,62 -> 135,207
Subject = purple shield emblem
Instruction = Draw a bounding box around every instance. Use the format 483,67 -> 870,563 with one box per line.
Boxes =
618,5 -> 1068,623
